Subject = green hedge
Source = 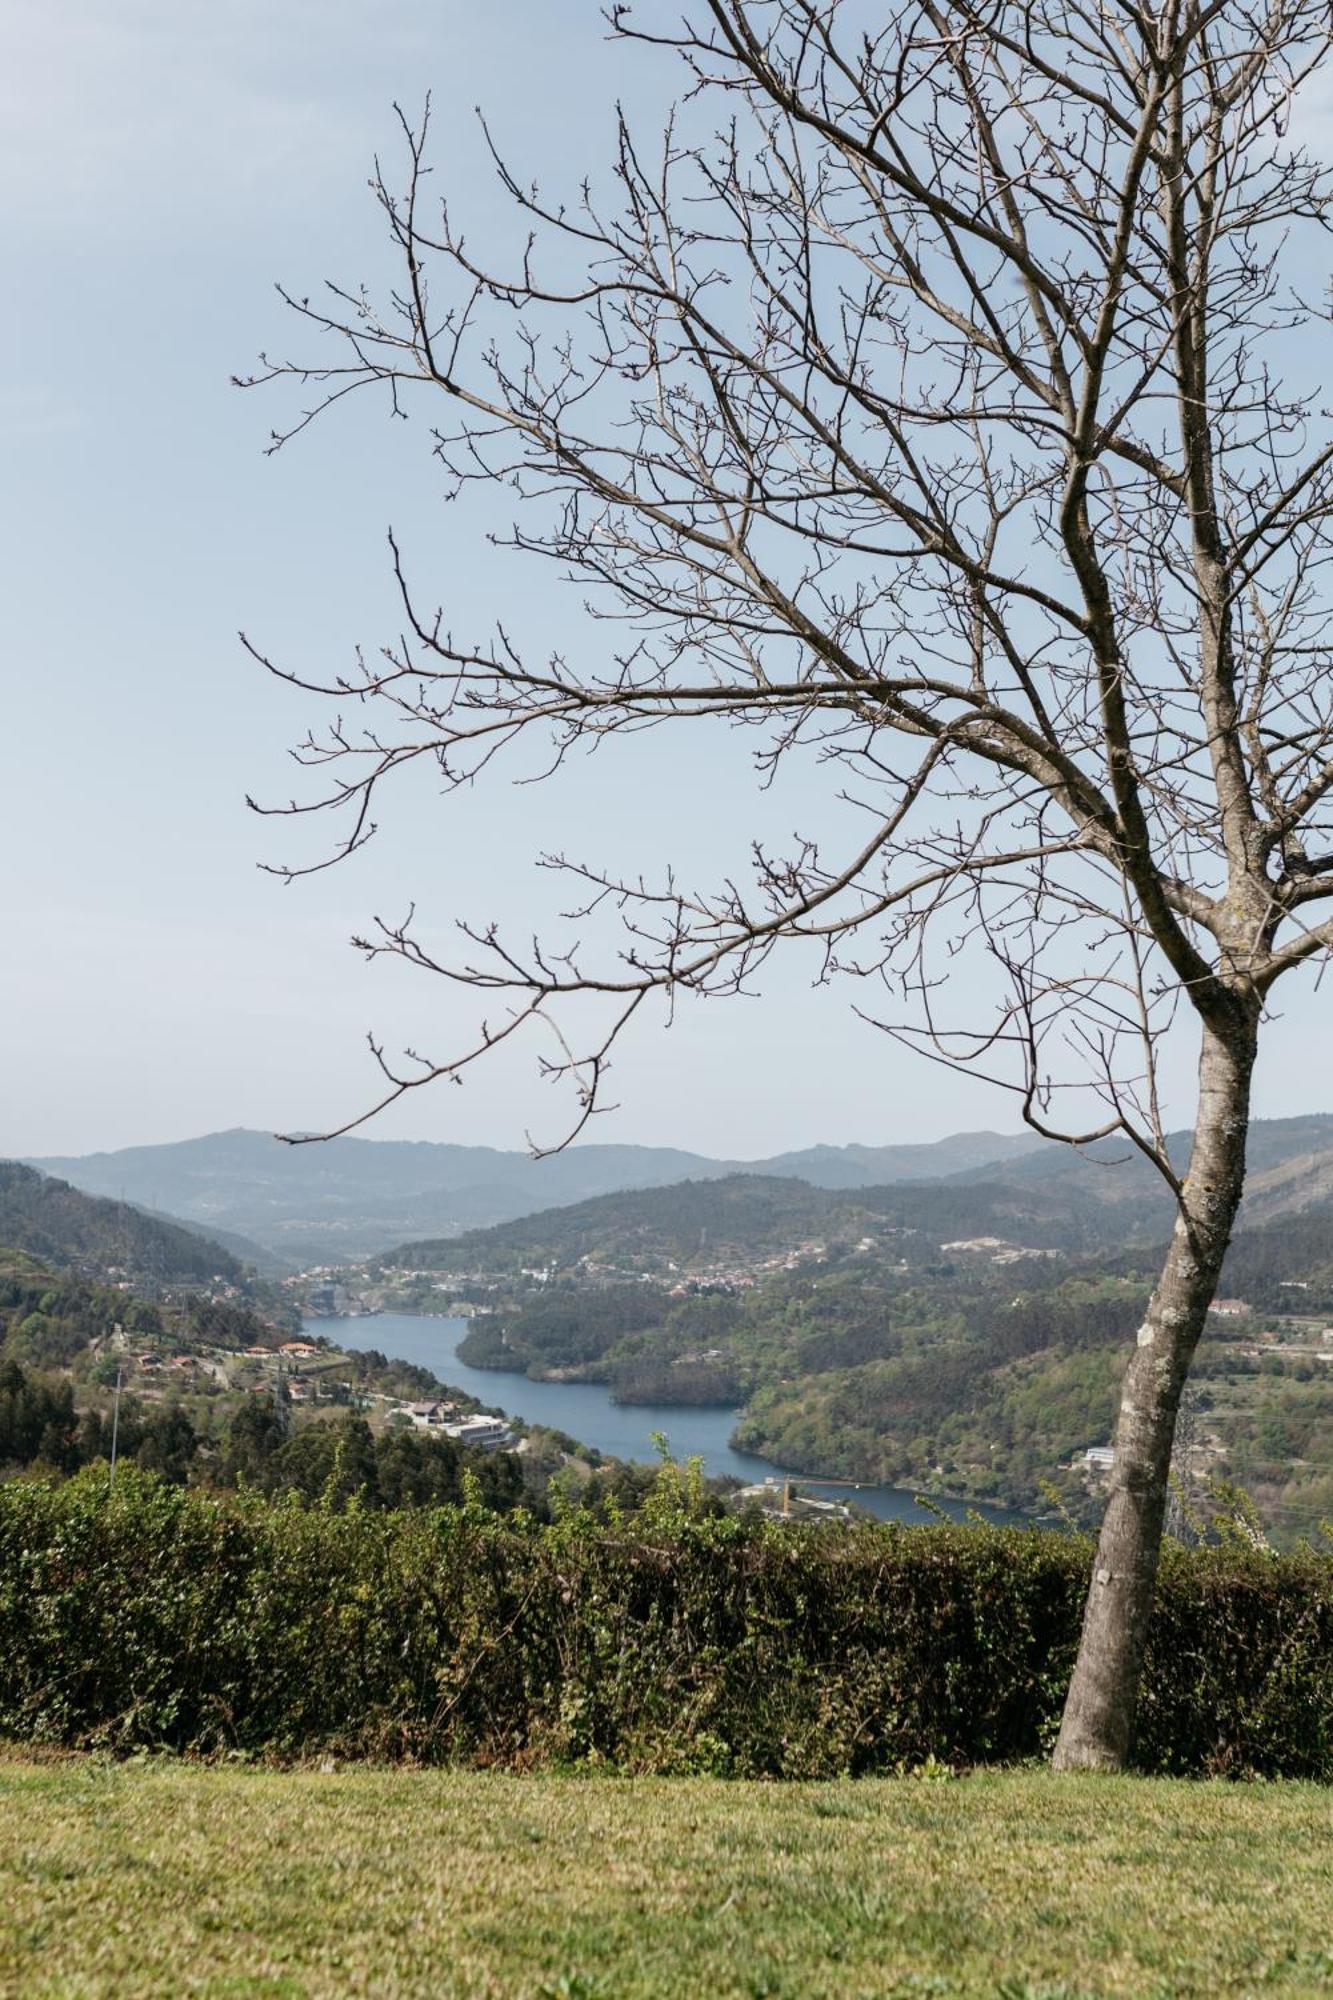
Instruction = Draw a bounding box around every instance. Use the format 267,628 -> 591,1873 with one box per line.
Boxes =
1,1467 -> 1331,1776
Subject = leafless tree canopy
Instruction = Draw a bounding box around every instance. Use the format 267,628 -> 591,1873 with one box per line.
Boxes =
244,0 -> 1333,1773
244,0 -> 1333,1170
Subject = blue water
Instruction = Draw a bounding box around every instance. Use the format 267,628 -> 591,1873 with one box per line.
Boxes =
314,1310 -> 1022,1527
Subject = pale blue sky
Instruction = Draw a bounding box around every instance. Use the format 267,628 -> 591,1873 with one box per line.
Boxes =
3,0 -> 1330,1158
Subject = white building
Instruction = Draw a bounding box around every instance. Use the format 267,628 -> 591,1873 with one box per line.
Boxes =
443,1414 -> 514,1451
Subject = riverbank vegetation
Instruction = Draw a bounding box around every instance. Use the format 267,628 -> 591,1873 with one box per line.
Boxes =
4,1759 -> 1332,1998
447,1249 -> 1325,1532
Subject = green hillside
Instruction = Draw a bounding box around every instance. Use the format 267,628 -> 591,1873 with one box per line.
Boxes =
390,1168 -> 1172,1274
387,1121 -> 1333,1278
1217,1203 -> 1333,1309
0,1162 -> 244,1285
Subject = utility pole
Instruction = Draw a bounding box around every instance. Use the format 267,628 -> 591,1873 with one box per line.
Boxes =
108,1362 -> 124,1487
274,1358 -> 293,1435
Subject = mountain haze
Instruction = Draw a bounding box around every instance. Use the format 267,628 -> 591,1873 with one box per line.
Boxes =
28,1115 -> 1333,1268
28,1128 -> 1050,1264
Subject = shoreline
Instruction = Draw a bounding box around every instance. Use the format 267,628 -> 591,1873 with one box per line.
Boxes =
316,1307 -> 1031,1526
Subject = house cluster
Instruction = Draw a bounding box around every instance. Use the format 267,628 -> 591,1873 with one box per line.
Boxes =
383,1226 -> 931,1302
940,1236 -> 1061,1265
637,1241 -> 835,1294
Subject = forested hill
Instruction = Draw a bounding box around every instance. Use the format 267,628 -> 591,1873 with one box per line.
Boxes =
0,1163 -> 245,1286
1219,1199 -> 1333,1310
132,1210 -> 284,1276
386,1120 -> 1333,1282
386,1169 -> 1175,1275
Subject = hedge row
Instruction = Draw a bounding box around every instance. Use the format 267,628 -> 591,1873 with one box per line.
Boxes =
1,1466 -> 1331,1776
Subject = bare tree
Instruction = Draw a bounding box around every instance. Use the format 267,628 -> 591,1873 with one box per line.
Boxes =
242,0 -> 1333,1770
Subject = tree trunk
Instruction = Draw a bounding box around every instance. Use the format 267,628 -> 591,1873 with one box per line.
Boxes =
1052,1011 -> 1257,1772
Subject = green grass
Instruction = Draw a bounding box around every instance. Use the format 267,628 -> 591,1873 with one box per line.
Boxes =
2,1761 -> 1332,1998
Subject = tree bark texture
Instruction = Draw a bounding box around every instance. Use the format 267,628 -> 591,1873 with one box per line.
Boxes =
1053,1013 -> 1258,1771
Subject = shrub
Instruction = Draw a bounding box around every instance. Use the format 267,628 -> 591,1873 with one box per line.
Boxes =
1,1465 -> 1331,1776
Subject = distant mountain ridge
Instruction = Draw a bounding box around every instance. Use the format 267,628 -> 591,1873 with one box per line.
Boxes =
26,1114 -> 1333,1269
26,1127 -> 1051,1265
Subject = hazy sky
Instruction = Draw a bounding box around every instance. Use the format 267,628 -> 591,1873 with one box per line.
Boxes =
4,1 -> 1331,1160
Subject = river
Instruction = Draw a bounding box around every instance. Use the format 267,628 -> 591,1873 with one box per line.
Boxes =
311,1309 -> 1022,1527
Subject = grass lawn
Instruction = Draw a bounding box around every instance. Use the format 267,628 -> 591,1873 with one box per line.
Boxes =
1,1760 -> 1331,1998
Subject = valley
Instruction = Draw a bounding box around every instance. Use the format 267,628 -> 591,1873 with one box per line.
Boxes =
10,1118 -> 1333,1538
